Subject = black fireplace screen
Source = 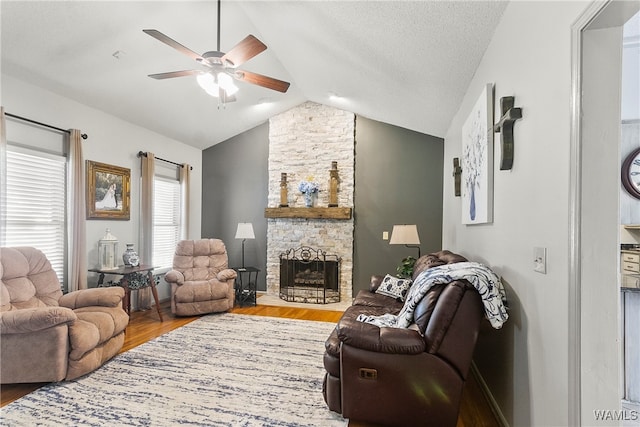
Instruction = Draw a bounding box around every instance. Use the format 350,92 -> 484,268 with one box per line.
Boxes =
279,246 -> 340,304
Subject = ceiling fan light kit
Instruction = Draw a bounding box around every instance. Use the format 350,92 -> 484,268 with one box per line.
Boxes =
143,0 -> 290,104
196,72 -> 239,98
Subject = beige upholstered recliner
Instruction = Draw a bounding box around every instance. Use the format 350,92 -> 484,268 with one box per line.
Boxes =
164,239 -> 237,316
0,247 -> 129,383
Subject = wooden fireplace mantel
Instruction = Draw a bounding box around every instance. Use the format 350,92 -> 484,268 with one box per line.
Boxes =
264,207 -> 352,220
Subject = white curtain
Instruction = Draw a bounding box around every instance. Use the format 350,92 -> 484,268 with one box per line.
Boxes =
180,163 -> 191,239
0,107 -> 6,244
138,152 -> 155,309
67,129 -> 87,291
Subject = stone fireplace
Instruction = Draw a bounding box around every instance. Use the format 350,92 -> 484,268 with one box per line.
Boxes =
266,102 -> 355,302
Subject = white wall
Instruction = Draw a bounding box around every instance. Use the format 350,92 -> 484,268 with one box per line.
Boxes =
2,74 -> 203,300
442,2 -> 589,426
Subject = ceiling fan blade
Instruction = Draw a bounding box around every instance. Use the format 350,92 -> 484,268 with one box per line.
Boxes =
143,29 -> 203,62
148,70 -> 201,80
221,35 -> 267,67
236,70 -> 290,93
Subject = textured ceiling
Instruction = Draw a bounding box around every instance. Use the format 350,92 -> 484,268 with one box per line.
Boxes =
1,1 -> 508,150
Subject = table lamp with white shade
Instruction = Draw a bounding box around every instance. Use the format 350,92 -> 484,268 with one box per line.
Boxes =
389,224 -> 421,258
235,222 -> 255,268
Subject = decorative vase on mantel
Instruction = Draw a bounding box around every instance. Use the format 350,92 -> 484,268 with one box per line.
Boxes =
298,178 -> 319,208
122,243 -> 140,267
303,192 -> 316,207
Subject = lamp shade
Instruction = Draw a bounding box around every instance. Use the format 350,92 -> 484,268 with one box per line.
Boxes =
389,224 -> 420,245
235,223 -> 255,240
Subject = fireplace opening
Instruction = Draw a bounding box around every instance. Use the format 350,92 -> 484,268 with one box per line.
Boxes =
279,246 -> 340,304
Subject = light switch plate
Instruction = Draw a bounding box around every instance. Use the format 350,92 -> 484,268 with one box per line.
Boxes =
382,231 -> 389,240
534,247 -> 547,274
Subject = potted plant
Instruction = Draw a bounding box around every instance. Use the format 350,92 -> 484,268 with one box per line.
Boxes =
396,256 -> 416,279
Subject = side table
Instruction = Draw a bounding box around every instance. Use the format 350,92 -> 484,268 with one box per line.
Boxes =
89,264 -> 163,322
231,266 -> 259,307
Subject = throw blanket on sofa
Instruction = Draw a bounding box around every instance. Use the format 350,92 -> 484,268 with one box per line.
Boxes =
357,262 -> 508,329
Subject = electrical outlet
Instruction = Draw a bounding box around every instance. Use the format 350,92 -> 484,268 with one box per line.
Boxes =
534,247 -> 547,274
382,231 -> 389,240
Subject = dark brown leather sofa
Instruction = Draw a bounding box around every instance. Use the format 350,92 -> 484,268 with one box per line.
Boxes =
322,250 -> 484,427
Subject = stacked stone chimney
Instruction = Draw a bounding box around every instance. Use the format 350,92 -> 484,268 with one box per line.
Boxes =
266,101 -> 355,302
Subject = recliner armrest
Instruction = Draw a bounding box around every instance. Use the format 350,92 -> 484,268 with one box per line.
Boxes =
337,316 -> 425,354
59,287 -> 124,309
0,306 -> 77,334
217,268 -> 237,281
164,269 -> 184,285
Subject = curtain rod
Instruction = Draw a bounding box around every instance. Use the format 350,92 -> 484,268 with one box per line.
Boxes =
5,112 -> 88,139
137,151 -> 193,170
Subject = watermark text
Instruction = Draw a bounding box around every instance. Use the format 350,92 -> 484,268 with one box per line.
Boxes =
593,409 -> 639,422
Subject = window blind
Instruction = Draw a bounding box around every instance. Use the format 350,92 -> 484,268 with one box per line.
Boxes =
4,147 -> 67,285
153,176 -> 181,270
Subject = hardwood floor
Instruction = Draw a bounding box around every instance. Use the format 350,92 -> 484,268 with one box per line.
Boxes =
1,302 -> 499,426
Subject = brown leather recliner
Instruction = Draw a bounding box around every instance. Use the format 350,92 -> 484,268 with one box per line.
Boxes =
322,250 -> 484,427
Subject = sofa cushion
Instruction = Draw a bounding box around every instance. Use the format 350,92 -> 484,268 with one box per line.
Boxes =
172,239 -> 229,282
337,315 -> 425,354
352,290 -> 404,312
344,302 -> 392,319
375,275 -> 412,301
413,283 -> 446,334
74,306 -> 129,337
1,247 -> 62,311
68,319 -> 101,360
69,306 -> 129,360
412,250 -> 468,280
173,279 -> 230,303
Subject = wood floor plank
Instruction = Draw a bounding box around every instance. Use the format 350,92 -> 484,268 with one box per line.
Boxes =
1,302 -> 500,427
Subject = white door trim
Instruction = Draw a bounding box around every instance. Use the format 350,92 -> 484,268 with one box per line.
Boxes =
568,1 -> 612,425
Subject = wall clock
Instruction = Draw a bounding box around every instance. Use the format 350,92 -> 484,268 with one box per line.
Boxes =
621,147 -> 640,200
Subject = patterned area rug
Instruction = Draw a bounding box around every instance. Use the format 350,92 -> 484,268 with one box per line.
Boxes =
1,314 -> 347,427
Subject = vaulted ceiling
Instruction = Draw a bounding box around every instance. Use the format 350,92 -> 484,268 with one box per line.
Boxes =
1,1 -> 508,150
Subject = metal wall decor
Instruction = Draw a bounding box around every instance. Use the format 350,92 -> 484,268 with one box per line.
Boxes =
453,157 -> 462,197
494,96 -> 522,170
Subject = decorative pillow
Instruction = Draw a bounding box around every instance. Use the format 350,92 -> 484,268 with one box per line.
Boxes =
375,274 -> 412,302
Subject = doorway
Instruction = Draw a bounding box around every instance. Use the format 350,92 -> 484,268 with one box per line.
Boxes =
570,1 -> 640,424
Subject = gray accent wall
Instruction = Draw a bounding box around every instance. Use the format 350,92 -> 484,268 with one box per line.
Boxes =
202,122 -> 269,290
353,116 -> 444,294
201,113 -> 444,295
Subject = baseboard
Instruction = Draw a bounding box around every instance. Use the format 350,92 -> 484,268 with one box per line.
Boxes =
470,361 -> 510,427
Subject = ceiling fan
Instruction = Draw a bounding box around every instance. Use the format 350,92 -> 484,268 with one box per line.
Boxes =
143,0 -> 290,102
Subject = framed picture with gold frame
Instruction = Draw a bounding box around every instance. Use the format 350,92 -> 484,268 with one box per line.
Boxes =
86,160 -> 130,220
